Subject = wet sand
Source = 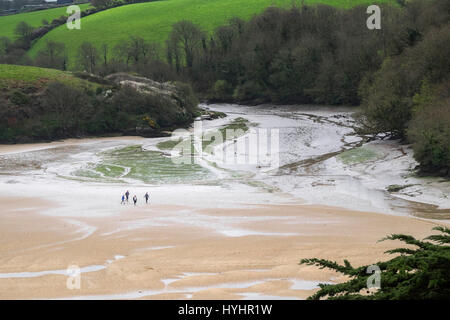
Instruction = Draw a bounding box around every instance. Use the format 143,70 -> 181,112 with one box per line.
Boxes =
0,196 -> 446,300
0,136 -> 146,155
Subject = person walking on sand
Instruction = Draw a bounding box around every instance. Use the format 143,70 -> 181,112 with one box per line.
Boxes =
133,195 -> 137,206
125,190 -> 130,203
144,192 -> 149,204
121,194 -> 126,205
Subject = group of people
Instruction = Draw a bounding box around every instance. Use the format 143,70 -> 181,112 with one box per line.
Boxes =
121,190 -> 150,206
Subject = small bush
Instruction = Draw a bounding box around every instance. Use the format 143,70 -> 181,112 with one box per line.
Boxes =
10,90 -> 30,106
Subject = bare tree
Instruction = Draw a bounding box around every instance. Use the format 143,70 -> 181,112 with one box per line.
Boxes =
114,41 -> 132,69
0,37 -> 12,57
168,20 -> 206,69
14,21 -> 33,48
100,43 -> 109,70
35,40 -> 66,70
77,41 -> 99,73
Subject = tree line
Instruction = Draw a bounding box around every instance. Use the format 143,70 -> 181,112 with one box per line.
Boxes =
0,0 -> 155,13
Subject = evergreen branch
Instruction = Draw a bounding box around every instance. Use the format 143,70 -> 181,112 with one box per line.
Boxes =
431,226 -> 450,235
303,228 -> 450,300
425,234 -> 450,244
425,227 -> 450,244
384,248 -> 417,255
300,258 -> 359,276
380,234 -> 437,250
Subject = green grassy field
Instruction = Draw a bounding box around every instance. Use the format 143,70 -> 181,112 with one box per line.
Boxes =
27,0 -> 392,69
0,64 -> 100,90
0,4 -> 91,40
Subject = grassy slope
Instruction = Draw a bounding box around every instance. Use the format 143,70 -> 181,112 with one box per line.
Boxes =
28,0 -> 392,69
0,64 -> 100,90
0,3 -> 91,40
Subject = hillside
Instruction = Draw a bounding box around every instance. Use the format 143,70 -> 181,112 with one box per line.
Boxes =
28,0 -> 392,69
0,63 -> 102,91
0,63 -> 100,90
0,4 -> 91,40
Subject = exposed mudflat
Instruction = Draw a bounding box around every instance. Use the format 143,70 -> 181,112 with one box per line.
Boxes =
0,104 -> 448,299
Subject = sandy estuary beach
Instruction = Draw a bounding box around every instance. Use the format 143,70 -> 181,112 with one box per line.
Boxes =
0,104 -> 448,300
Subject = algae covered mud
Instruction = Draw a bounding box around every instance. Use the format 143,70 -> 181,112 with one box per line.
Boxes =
0,104 -> 449,300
